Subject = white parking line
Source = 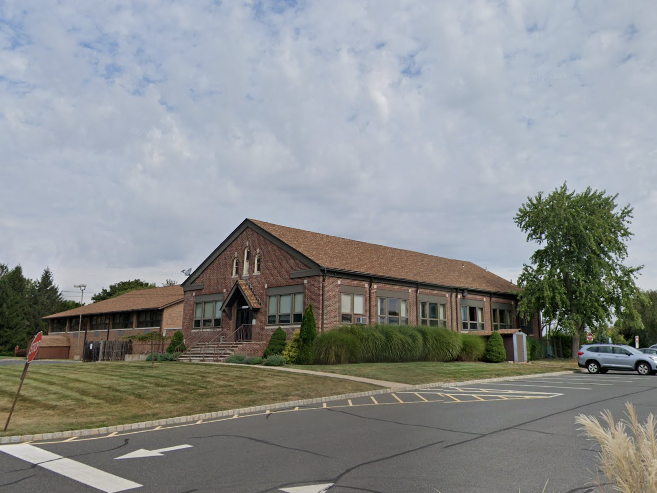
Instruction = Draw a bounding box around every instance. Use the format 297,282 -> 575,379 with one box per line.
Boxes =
525,379 -> 613,386
0,444 -> 141,492
473,383 -> 592,390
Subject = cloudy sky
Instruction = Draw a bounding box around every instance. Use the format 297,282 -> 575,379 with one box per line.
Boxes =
2,0 -> 656,301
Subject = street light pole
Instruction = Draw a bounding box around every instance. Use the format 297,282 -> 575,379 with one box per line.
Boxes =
74,284 -> 86,360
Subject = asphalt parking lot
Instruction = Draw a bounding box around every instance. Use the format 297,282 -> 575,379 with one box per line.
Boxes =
2,371 -> 657,493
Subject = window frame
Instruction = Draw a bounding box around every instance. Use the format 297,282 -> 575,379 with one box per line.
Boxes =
267,292 -> 304,325
232,257 -> 239,277
137,310 -> 162,329
193,299 -> 223,329
341,293 -> 365,323
377,296 -> 409,325
92,315 -> 110,331
114,312 -> 133,330
254,253 -> 261,274
420,301 -> 447,327
461,300 -> 484,331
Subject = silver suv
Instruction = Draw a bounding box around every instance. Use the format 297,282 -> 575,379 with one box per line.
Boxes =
577,344 -> 657,375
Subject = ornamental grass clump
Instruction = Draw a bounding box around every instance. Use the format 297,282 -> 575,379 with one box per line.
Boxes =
459,334 -> 486,362
417,326 -> 462,362
576,402 -> 657,492
375,325 -> 423,362
313,330 -> 361,364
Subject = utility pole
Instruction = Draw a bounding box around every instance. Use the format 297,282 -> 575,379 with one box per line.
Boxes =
74,284 -> 86,360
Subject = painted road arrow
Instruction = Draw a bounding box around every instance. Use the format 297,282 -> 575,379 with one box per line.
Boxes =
115,444 -> 193,460
279,484 -> 334,493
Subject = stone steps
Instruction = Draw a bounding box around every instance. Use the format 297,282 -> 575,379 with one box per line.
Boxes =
178,342 -> 243,362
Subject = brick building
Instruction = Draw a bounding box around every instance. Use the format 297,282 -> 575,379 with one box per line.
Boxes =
182,219 -> 539,356
43,285 -> 184,359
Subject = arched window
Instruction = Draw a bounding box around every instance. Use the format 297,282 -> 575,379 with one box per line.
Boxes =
243,247 -> 250,276
232,257 -> 239,277
254,253 -> 261,274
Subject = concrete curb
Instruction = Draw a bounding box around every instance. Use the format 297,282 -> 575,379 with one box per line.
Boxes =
0,370 -> 578,444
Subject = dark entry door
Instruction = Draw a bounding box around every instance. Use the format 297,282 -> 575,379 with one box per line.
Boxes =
235,308 -> 252,341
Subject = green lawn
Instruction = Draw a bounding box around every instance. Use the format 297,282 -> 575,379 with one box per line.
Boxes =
290,359 -> 579,385
0,361 -> 377,437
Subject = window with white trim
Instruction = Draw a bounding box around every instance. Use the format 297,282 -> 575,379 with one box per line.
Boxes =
420,302 -> 447,327
461,304 -> 484,331
377,297 -> 409,325
268,293 -> 303,325
254,253 -> 261,274
232,257 -> 239,277
194,300 -> 222,328
243,247 -> 250,276
341,293 -> 365,323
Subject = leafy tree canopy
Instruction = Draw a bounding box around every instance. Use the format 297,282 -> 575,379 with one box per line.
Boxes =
91,279 -> 156,303
514,183 -> 643,358
0,264 -> 74,351
616,290 -> 657,347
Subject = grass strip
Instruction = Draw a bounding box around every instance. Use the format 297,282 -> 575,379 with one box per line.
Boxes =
290,360 -> 579,385
0,361 -> 376,437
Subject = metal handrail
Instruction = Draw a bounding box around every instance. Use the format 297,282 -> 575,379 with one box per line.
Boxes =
181,324 -> 254,362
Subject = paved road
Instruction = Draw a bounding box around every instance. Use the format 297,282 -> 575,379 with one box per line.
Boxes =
0,359 -> 81,366
2,372 -> 656,493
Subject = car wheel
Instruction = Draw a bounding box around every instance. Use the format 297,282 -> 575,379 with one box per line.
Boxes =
637,362 -> 652,375
587,361 -> 600,374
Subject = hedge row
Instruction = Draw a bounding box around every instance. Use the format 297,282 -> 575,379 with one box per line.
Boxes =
312,325 -> 492,365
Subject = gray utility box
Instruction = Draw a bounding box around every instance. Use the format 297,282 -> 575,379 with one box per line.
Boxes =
512,332 -> 527,363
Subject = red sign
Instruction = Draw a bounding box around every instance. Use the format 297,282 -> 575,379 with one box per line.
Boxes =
586,332 -> 593,342
27,331 -> 43,363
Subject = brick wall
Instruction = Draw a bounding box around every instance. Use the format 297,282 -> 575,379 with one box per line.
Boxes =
162,302 -> 183,331
182,227 -> 312,346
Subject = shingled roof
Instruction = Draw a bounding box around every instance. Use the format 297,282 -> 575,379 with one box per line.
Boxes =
249,219 -> 520,295
44,285 -> 184,319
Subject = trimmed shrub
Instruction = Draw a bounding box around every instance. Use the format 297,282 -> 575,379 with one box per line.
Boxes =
313,330 -> 361,364
484,331 -> 507,363
282,330 -> 302,364
459,334 -> 486,362
263,354 -> 286,366
225,354 -> 246,364
263,327 -> 287,358
166,330 -> 186,354
146,352 -> 175,361
298,304 -> 317,364
245,356 -> 262,365
417,326 -> 463,362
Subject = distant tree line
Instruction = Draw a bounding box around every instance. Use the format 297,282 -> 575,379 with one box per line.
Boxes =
0,264 -> 81,354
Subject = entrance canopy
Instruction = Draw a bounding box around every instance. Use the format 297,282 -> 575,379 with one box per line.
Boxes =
222,280 -> 262,313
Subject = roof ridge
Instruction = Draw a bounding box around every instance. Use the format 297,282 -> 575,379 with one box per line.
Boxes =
250,219 -> 470,264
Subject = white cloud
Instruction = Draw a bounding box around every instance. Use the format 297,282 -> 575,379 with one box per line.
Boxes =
1,0 -> 656,297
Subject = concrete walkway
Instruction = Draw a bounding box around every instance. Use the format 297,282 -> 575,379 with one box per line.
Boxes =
215,361 -> 410,388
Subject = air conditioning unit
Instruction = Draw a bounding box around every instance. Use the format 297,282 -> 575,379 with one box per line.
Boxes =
355,316 -> 368,325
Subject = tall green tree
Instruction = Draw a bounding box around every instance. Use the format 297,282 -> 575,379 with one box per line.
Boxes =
617,290 -> 657,346
92,279 -> 156,303
30,268 -> 65,333
0,264 -> 32,351
514,184 -> 642,359
298,304 -> 317,364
